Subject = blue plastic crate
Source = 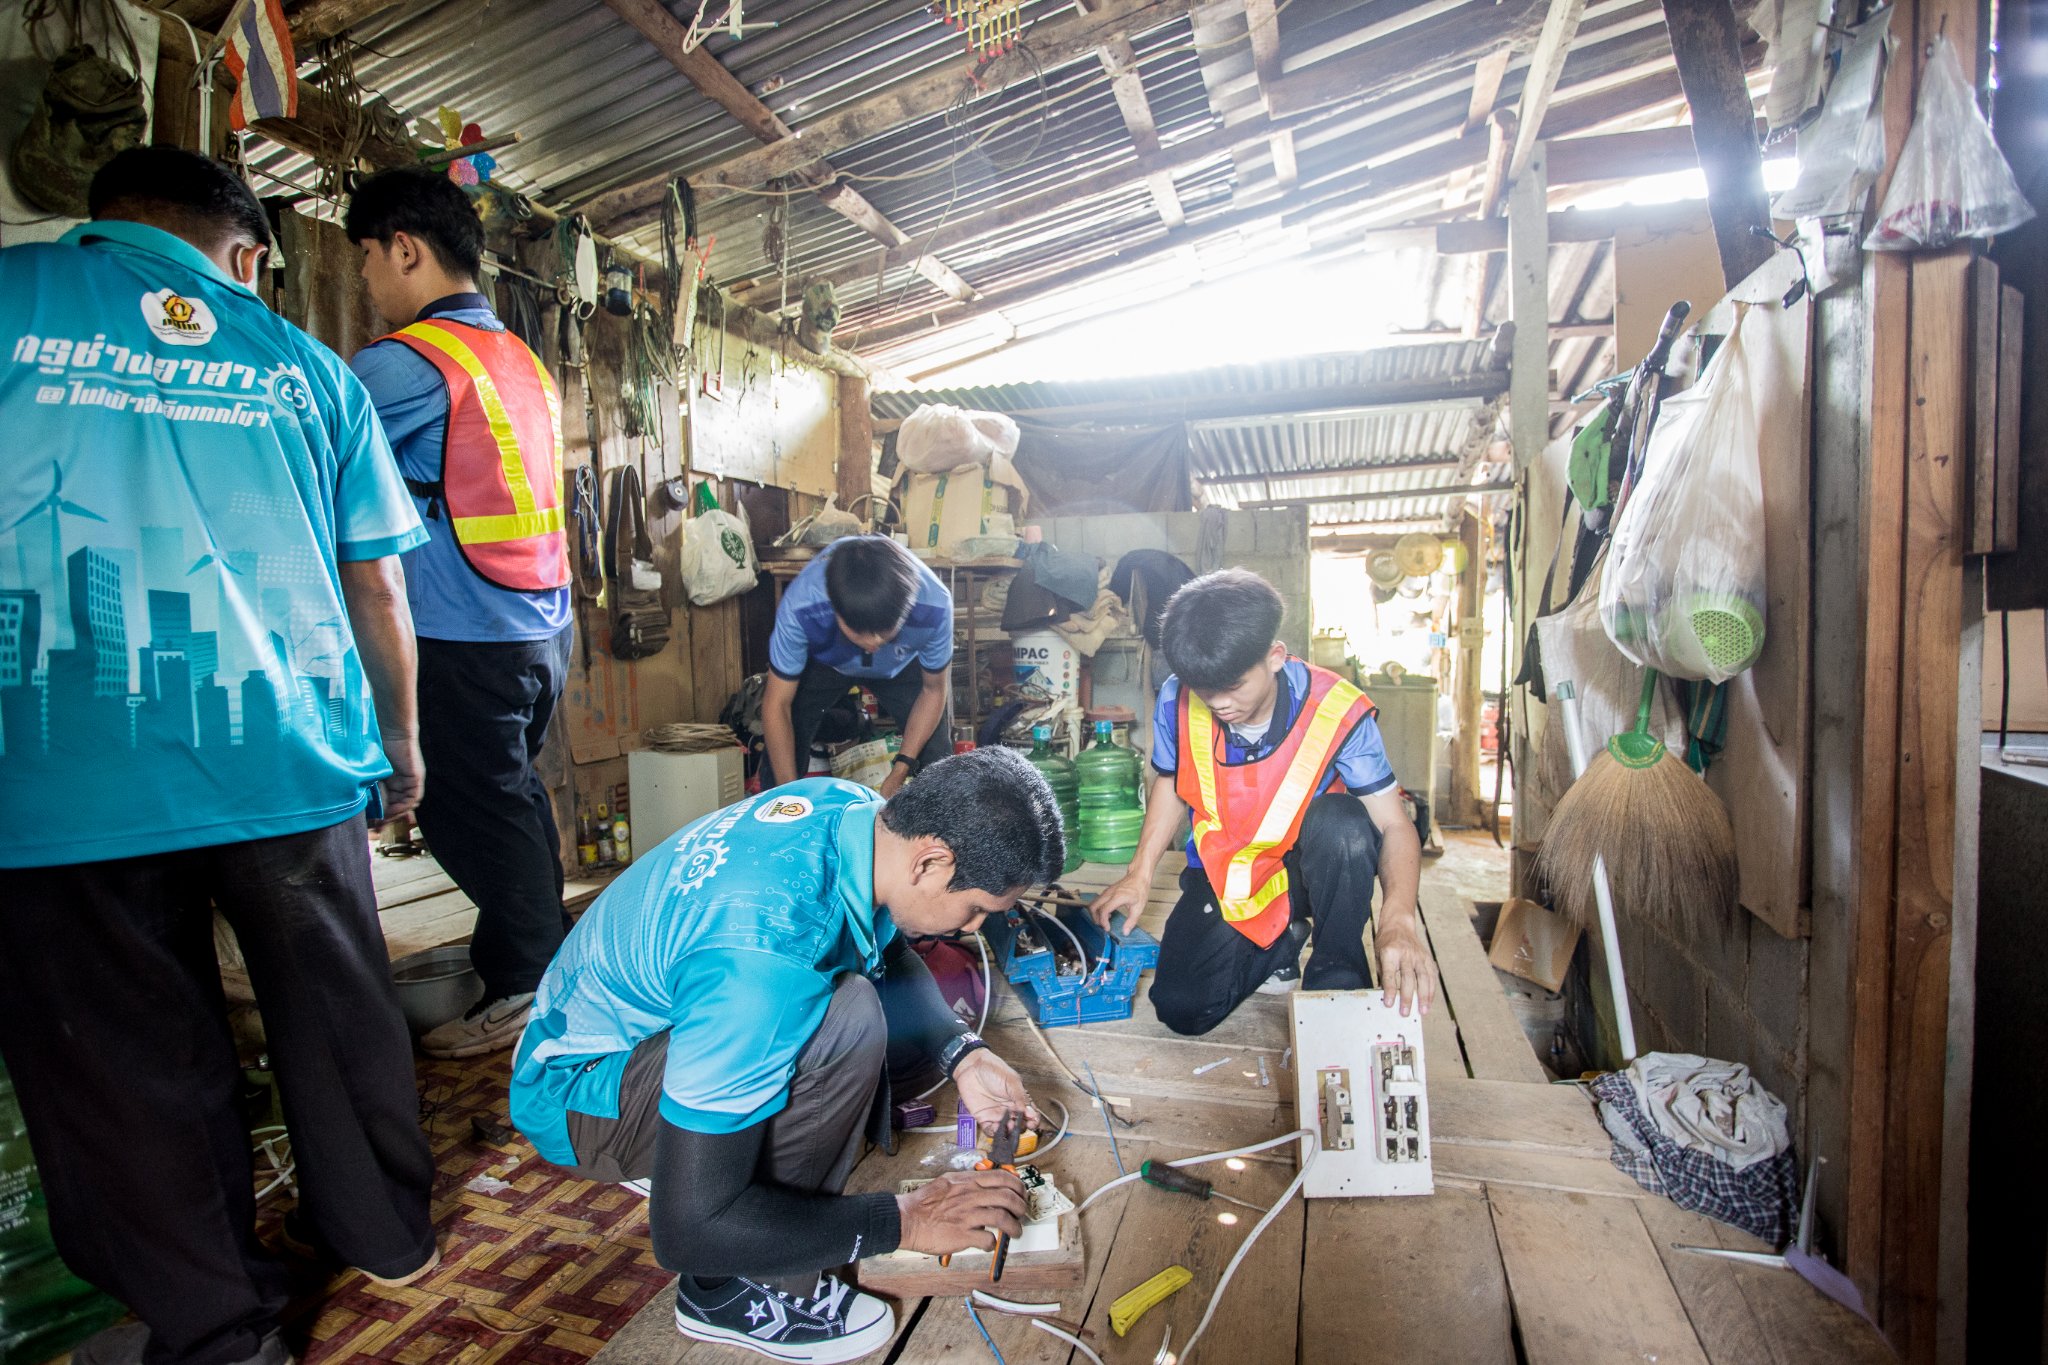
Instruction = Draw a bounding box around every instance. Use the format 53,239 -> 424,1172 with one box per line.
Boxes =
981,901 -> 1160,1027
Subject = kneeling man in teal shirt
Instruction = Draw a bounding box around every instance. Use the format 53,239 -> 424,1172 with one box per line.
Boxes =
512,747 -> 1063,1363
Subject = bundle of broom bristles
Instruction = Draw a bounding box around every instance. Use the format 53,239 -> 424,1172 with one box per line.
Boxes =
1535,680 -> 1739,935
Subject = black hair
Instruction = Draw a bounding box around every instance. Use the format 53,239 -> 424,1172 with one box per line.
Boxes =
824,536 -> 922,636
880,746 -> 1065,894
88,146 -> 271,253
1160,568 -> 1286,690
343,168 -> 484,279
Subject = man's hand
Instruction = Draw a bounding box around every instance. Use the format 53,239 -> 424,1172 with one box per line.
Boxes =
879,761 -> 909,798
896,1169 -> 1028,1255
1086,869 -> 1150,932
952,1048 -> 1040,1131
1375,913 -> 1438,1018
377,730 -> 425,826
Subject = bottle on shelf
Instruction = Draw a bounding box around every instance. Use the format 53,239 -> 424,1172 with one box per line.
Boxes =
576,806 -> 598,868
1075,720 -> 1143,865
611,807 -> 632,865
1025,724 -> 1082,874
595,803 -> 614,864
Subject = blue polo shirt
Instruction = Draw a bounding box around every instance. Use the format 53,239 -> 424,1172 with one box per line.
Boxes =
1151,659 -> 1397,869
0,221 -> 426,868
348,295 -> 572,643
510,779 -> 895,1165
768,538 -> 952,681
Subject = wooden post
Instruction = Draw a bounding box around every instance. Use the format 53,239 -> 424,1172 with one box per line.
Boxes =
1447,510 -> 1486,827
836,374 -> 874,518
1660,0 -> 1775,287
1507,144 -> 1551,471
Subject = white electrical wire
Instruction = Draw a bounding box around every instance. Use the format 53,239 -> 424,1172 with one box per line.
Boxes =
1075,1128 -> 1312,1214
1024,903 -> 1090,976
903,1096 -> 1069,1157
1032,1320 -> 1108,1365
971,1290 -> 1057,1316
914,931 -> 996,1102
1170,1131 -> 1320,1365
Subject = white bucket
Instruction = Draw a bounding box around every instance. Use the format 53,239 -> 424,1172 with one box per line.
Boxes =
1012,631 -> 1079,702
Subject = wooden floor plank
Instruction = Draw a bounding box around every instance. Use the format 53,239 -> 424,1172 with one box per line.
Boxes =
1418,883 -> 1548,1083
1427,1077 -> 1609,1157
378,890 -> 478,962
1489,1186 -> 1710,1365
1636,1198 -> 1895,1365
1078,1153 -> 1306,1365
1300,1187 -> 1516,1365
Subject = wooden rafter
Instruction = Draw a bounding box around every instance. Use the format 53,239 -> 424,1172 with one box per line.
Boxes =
583,0 -> 1197,229
1661,0 -> 1775,286
1242,0 -> 1297,188
600,0 -> 979,305
1097,38 -> 1185,227
1507,0 -> 1590,180
1266,0 -> 1551,120
1443,47 -> 1515,209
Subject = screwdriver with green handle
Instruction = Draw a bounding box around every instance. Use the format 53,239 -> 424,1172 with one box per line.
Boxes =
1140,1159 -> 1263,1211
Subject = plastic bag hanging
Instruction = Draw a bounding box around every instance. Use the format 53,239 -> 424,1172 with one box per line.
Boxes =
1865,33 -> 2036,250
1599,309 -> 1768,683
680,481 -> 761,607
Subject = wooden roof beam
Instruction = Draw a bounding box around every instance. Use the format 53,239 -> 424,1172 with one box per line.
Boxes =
1098,38 -> 1186,227
1266,0 -> 1552,120
583,0 -> 1197,228
1660,0 -> 1774,286
1243,0 -> 1298,189
600,0 -> 978,304
1508,0 -> 1591,181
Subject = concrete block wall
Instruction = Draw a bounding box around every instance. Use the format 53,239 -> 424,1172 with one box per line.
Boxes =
1612,901 -> 1809,1130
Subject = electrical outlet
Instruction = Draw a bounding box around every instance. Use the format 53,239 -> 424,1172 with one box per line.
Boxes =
1318,1068 -> 1355,1152
1290,992 -> 1433,1198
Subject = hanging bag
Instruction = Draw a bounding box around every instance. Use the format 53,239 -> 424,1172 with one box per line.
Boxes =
679,480 -> 760,606
1599,308 -> 1768,684
1865,33 -> 2035,251
605,464 -> 670,660
12,1 -> 148,218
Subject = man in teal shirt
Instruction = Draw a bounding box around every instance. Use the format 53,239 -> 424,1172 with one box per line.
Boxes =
513,747 -> 1064,1364
0,149 -> 436,1365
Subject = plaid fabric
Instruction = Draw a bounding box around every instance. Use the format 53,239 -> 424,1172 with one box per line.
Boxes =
1591,1070 -> 1799,1244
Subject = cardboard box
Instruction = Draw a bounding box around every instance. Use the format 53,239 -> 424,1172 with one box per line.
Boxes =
1486,897 -> 1581,993
895,455 -> 1029,556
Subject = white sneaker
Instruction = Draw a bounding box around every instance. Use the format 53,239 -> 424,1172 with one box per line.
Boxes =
1256,963 -> 1302,994
419,993 -> 535,1059
673,1272 -> 893,1362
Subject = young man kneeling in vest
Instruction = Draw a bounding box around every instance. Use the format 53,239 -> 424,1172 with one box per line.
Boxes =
1089,570 -> 1439,1035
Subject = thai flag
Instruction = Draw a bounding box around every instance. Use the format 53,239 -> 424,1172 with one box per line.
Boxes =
224,0 -> 297,132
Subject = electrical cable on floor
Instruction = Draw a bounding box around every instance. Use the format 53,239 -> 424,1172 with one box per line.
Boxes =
1083,1059 -> 1125,1175
1032,1319 -> 1107,1365
963,1294 -> 1007,1364
1018,1005 -> 1136,1127
1075,1129 -> 1311,1215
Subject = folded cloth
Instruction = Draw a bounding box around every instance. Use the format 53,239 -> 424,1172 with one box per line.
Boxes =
1109,549 -> 1196,649
1022,542 -> 1102,612
1592,1055 -> 1800,1243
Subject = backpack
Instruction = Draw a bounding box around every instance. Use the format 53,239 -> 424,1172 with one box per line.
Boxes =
12,2 -> 147,218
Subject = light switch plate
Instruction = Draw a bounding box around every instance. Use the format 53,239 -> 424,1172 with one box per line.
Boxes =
1290,990 -> 1434,1198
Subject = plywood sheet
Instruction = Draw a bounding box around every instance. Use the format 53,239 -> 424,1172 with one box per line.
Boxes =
689,319 -> 838,497
1301,1187 -> 1515,1365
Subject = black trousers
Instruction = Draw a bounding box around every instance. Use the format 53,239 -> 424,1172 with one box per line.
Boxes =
1148,794 -> 1385,1037
0,817 -> 436,1365
764,659 -> 955,786
414,628 -> 572,1001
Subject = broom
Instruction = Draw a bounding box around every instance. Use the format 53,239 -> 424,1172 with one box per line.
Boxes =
1536,667 -> 1738,936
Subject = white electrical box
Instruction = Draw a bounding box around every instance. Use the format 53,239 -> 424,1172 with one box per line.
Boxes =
626,748 -> 747,852
1290,990 -> 1433,1198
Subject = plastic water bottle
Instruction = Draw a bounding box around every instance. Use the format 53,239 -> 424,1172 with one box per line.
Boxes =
1,1063 -> 120,1361
1075,721 -> 1143,864
1025,725 -> 1082,873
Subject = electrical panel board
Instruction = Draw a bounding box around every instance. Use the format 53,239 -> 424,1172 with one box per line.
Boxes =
1290,990 -> 1433,1198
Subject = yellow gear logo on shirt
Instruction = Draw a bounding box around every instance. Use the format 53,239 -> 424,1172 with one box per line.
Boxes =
753,796 -> 813,824
140,288 -> 218,346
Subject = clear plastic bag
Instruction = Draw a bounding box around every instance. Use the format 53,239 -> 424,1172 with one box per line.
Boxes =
897,403 -> 1021,474
1599,309 -> 1768,683
1865,33 -> 2036,250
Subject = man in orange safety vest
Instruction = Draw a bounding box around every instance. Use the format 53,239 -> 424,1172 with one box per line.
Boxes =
1088,570 -> 1437,1036
348,169 -> 575,1061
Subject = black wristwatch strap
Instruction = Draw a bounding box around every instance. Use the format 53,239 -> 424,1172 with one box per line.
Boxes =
891,752 -> 916,769
938,1031 -> 988,1078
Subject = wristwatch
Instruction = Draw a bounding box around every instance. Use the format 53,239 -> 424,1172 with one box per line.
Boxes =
891,752 -> 916,770
937,1031 -> 989,1078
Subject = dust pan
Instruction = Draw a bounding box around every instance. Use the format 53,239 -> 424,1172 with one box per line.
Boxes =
1536,668 -> 1737,934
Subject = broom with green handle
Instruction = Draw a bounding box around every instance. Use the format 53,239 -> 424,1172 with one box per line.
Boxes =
1554,680 -> 1637,1062
1536,667 -> 1738,937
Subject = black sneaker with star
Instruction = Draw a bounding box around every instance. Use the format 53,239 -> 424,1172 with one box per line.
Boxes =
672,1271 -> 894,1363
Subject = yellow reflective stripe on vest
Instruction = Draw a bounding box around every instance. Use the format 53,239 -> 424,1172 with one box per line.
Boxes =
451,506 -> 566,545
529,346 -> 564,500
1190,680 -> 1363,917
398,323 -> 538,517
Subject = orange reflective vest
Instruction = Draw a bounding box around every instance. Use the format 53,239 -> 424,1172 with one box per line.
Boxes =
1176,664 -> 1377,947
383,318 -> 570,593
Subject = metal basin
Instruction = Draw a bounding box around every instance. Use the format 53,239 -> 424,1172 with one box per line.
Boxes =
389,945 -> 484,1036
